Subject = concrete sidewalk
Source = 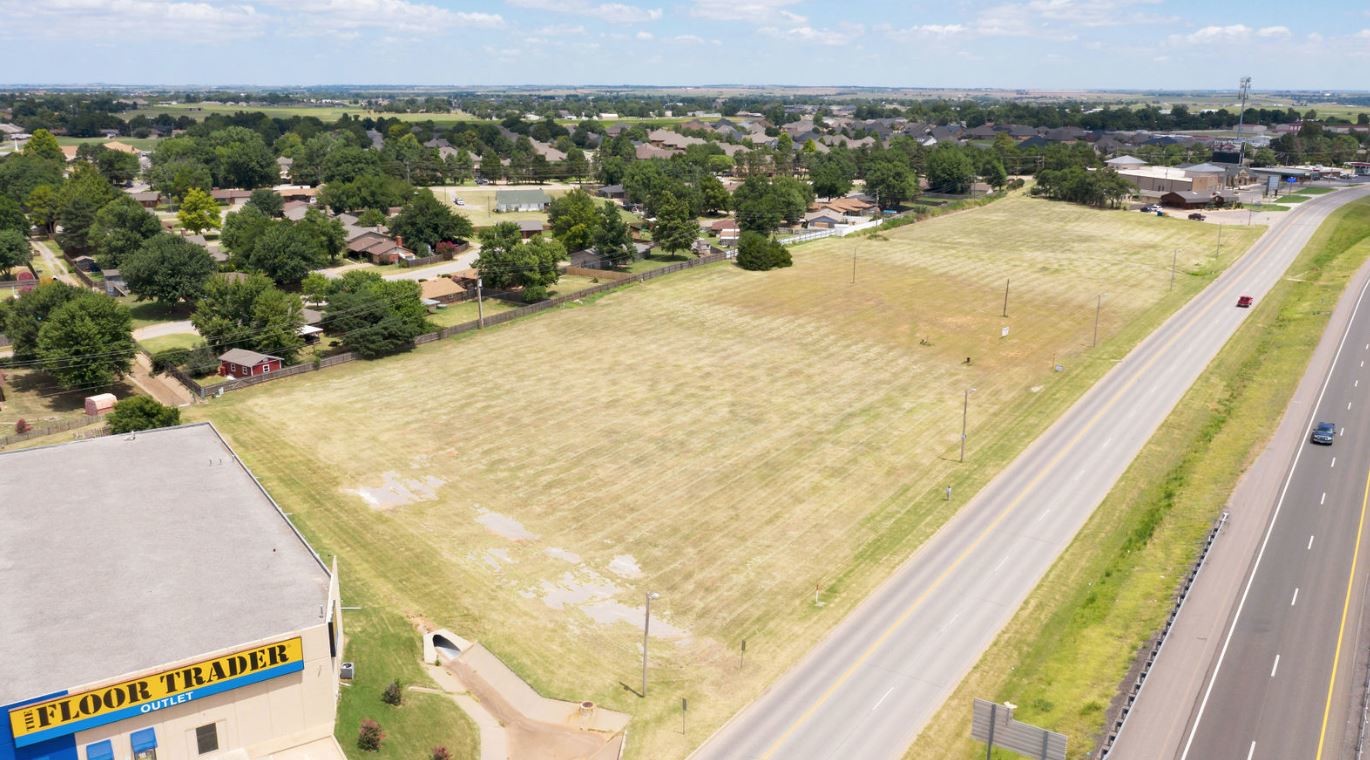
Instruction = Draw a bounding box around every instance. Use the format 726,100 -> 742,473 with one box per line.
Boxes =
1107,225 -> 1370,759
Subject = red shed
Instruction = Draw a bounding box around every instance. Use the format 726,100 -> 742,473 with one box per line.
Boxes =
218,348 -> 283,378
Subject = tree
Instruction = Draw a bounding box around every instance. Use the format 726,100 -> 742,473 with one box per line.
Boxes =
89,195 -> 162,267
149,159 -> 213,201
22,129 -> 63,163
732,176 -> 783,234
122,234 -> 216,305
243,222 -> 329,288
592,201 -> 634,266
191,272 -> 304,361
297,208 -> 347,263
983,159 -> 1009,189
24,185 -> 60,235
247,188 -> 284,217
36,292 -> 135,390
926,146 -> 976,194
220,205 -> 273,260
476,223 -> 566,296
652,192 -> 696,257
207,126 -> 276,189
444,149 -> 474,184
324,272 -> 429,358
4,282 -> 83,360
356,208 -> 388,228
388,190 -> 472,252
864,159 -> 917,209
56,164 -> 118,255
479,150 -> 502,182
547,189 -> 599,253
0,229 -> 30,277
698,174 -> 730,215
811,152 -> 856,199
107,396 -> 181,434
0,153 -> 64,207
736,230 -> 792,271
92,148 -> 140,185
563,147 -> 590,181
177,188 -> 222,234
381,680 -> 403,706
0,196 -> 28,236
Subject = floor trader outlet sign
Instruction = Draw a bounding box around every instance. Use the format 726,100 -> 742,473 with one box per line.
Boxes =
9,637 -> 303,747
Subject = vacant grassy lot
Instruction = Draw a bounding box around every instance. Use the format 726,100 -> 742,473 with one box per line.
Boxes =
437,185 -> 569,228
189,195 -> 1261,759
138,333 -> 201,354
0,366 -> 131,440
909,196 -> 1370,759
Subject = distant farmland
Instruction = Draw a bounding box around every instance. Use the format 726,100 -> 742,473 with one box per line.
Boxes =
193,195 -> 1262,759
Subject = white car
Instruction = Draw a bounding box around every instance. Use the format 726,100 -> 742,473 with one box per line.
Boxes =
455,198 -> 466,206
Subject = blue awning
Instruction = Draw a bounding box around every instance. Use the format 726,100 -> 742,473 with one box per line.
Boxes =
130,728 -> 157,753
87,741 -> 114,760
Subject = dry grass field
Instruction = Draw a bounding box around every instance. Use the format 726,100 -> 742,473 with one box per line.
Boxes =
188,196 -> 1262,759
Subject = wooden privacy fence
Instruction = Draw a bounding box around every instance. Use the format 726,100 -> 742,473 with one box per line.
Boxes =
0,417 -> 108,448
168,251 -> 732,398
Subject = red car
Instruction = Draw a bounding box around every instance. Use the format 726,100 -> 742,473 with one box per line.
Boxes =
1237,295 -> 1254,308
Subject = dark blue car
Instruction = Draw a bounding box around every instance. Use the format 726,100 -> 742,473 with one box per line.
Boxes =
1312,421 -> 1337,445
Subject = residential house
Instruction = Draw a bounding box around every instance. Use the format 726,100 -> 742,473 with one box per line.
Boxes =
597,184 -> 626,200
276,186 -> 318,203
804,210 -> 845,229
346,232 -> 415,264
517,220 -> 548,239
420,277 -> 466,304
211,189 -> 253,207
102,141 -> 141,155
282,200 -> 310,221
217,348 -> 283,378
815,196 -> 879,217
635,143 -> 675,160
128,190 -> 161,209
708,218 -> 740,246
70,255 -> 98,272
494,188 -> 551,212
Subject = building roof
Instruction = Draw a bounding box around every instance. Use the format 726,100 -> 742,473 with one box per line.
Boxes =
420,277 -> 465,300
517,220 -> 547,233
1118,166 -> 1194,181
0,424 -> 331,703
219,347 -> 282,366
103,141 -> 141,155
494,189 -> 551,206
1181,162 -> 1229,174
1162,190 -> 1215,202
1105,155 -> 1148,167
128,190 -> 161,203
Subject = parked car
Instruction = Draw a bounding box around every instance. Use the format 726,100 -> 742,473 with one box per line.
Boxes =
455,198 -> 466,206
1189,212 -> 1207,221
1237,295 -> 1254,308
1139,204 -> 1160,213
1311,421 -> 1337,445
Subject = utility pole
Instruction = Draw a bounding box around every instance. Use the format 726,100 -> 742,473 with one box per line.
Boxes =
1093,294 -> 1102,348
641,591 -> 659,698
1236,76 -> 1252,163
960,387 -> 975,463
476,277 -> 485,328
851,250 -> 856,285
1170,249 -> 1178,291
1002,278 -> 1010,317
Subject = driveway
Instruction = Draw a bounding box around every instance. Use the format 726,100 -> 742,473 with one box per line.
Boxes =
31,240 -> 78,287
382,246 -> 481,282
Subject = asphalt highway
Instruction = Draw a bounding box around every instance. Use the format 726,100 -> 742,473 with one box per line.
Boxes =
691,186 -> 1370,760
1179,203 -> 1370,760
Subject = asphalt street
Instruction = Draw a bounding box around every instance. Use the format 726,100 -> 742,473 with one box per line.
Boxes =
1178,207 -> 1370,759
691,186 -> 1370,760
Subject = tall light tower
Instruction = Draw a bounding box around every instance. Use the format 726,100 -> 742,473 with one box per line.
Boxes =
1235,76 -> 1252,162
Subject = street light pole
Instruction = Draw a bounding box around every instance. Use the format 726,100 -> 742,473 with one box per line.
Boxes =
476,277 -> 485,328
960,387 -> 976,463
641,591 -> 659,698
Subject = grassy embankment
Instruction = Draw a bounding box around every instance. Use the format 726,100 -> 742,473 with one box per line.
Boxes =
909,195 -> 1370,759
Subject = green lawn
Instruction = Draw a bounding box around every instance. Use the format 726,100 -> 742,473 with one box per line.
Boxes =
1300,186 -> 1336,195
1274,194 -> 1311,204
425,300 -> 516,327
626,254 -> 693,274
55,136 -> 161,150
909,196 -> 1370,759
119,300 -> 194,329
138,333 -> 201,354
333,602 -> 480,760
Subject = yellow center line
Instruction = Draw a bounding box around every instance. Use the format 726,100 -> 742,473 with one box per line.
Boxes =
1314,463 -> 1370,758
757,219 -> 1299,758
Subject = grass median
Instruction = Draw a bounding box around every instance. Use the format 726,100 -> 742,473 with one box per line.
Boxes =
908,196 -> 1370,759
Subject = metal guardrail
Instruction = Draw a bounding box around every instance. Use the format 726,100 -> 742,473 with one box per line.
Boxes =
1097,510 -> 1228,758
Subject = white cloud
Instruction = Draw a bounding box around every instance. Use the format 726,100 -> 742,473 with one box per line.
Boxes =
1357,29 -> 1370,39
0,0 -> 266,40
636,30 -> 653,39
1257,25 -> 1290,38
886,23 -> 967,39
532,23 -> 587,36
760,22 -> 863,46
507,0 -> 661,24
265,0 -> 503,33
1168,24 -> 1252,45
673,33 -> 707,43
689,0 -> 800,23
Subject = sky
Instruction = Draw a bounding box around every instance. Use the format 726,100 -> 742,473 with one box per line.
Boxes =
0,0 -> 1368,90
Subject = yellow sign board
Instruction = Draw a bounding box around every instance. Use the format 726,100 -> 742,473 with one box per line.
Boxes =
9,637 -> 303,747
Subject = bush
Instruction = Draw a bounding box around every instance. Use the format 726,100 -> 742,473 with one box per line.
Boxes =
431,747 -> 451,760
15,418 -> 30,435
736,231 -> 793,272
522,284 -> 548,302
107,396 -> 181,434
185,344 -> 221,376
434,240 -> 460,260
150,347 -> 192,374
357,719 -> 384,751
381,680 -> 403,706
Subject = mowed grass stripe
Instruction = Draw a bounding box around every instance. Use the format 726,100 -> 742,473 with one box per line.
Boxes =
192,195 -> 1261,759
